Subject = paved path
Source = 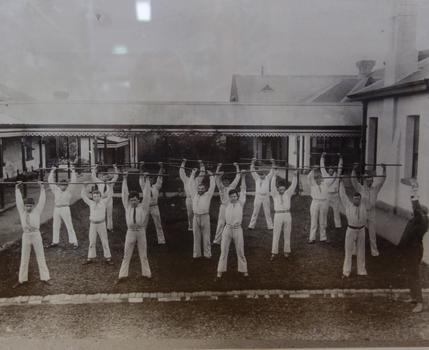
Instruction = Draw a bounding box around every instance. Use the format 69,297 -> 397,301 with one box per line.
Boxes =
0,287 -> 426,307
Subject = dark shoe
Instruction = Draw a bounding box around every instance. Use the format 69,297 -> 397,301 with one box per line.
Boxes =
248,227 -> 254,230
82,259 -> 95,265
341,274 -> 350,280
12,281 -> 26,289
72,244 -> 79,250
46,243 -> 59,249
114,277 -> 126,285
242,272 -> 249,279
104,258 -> 114,265
214,275 -> 222,282
270,254 -> 277,261
307,240 -> 315,244
283,253 -> 290,258
42,280 -> 52,286
140,275 -> 152,281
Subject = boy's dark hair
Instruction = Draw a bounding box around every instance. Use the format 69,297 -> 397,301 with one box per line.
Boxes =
24,198 -> 35,205
353,192 -> 362,198
277,180 -> 286,188
129,191 -> 140,200
228,189 -> 239,196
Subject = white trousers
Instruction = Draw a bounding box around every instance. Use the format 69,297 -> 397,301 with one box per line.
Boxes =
143,205 -> 166,244
248,194 -> 273,229
88,222 -> 111,259
213,203 -> 226,244
309,199 -> 328,241
193,214 -> 211,258
272,212 -> 292,254
106,198 -> 113,230
367,208 -> 379,255
19,231 -> 50,283
326,193 -> 342,228
217,225 -> 247,273
186,196 -> 193,230
52,207 -> 78,245
343,227 -> 367,276
118,229 -> 151,278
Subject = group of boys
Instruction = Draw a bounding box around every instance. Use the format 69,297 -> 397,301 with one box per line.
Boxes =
10,156 -> 429,312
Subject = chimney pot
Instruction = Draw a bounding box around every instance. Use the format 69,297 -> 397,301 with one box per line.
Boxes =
356,60 -> 376,77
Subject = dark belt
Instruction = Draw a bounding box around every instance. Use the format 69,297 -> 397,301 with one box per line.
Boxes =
348,224 -> 365,230
275,210 -> 290,214
194,212 -> 209,216
90,219 -> 106,224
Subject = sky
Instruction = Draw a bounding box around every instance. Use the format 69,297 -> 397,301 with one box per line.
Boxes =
0,0 -> 428,101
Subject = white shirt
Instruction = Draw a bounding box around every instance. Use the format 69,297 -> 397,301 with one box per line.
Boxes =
216,172 -> 240,205
48,170 -> 76,206
189,174 -> 215,215
123,177 -> 151,229
140,176 -> 162,206
91,171 -> 119,199
308,171 -> 328,200
339,182 -> 367,227
251,164 -> 274,195
224,190 -> 246,226
16,188 -> 46,232
81,189 -> 111,222
271,175 -> 297,211
351,170 -> 386,210
320,157 -> 343,194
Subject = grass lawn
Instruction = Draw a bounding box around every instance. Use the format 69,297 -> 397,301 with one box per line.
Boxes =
0,194 -> 427,297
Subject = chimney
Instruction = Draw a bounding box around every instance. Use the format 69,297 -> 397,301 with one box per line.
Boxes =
384,0 -> 418,85
356,60 -> 376,78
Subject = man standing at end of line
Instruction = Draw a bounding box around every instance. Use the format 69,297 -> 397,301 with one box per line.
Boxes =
189,168 -> 215,259
307,168 -> 329,243
116,172 -> 152,284
339,177 -> 368,278
91,164 -> 119,232
398,180 -> 428,313
179,159 -> 206,231
13,181 -> 51,289
213,162 -> 240,245
46,165 -> 78,249
140,162 -> 166,245
320,152 -> 343,229
270,169 -> 298,260
216,170 -> 248,280
248,158 -> 275,230
81,183 -> 113,265
351,163 -> 386,256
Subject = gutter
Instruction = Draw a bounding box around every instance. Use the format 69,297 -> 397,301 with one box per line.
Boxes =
348,79 -> 429,101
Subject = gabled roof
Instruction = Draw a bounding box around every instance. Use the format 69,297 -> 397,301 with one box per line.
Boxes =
230,74 -> 364,104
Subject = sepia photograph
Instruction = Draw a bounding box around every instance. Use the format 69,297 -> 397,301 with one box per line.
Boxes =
0,0 -> 429,348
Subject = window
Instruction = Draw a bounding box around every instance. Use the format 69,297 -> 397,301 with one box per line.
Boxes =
367,117 -> 378,170
405,115 -> 420,179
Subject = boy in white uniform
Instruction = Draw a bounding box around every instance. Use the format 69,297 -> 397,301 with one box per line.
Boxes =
213,162 -> 240,245
320,153 -> 343,229
216,171 -> 248,279
351,164 -> 386,256
47,166 -> 78,249
179,159 -> 206,231
139,162 -> 166,244
116,172 -> 152,283
13,181 -> 51,288
270,170 -> 298,260
188,168 -> 215,258
248,158 -> 275,230
91,164 -> 119,231
81,184 -> 114,265
307,169 -> 329,243
339,178 -> 368,277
